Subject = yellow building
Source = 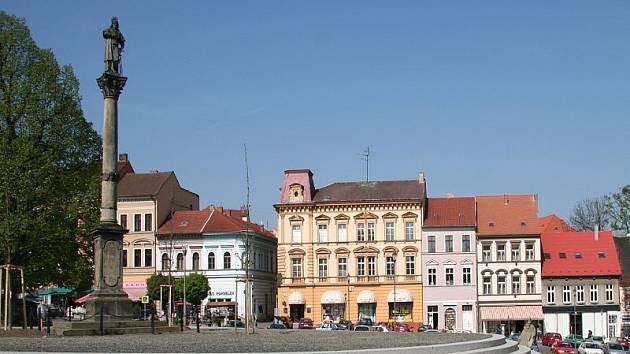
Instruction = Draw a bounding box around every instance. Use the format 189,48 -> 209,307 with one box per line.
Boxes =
274,169 -> 425,325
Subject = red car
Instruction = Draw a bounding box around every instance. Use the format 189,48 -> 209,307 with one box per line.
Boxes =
298,318 -> 314,329
614,337 -> 630,350
543,332 -> 563,347
551,341 -> 576,354
393,323 -> 412,332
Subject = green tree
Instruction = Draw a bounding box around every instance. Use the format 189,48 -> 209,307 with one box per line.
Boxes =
607,185 -> 630,234
146,274 -> 171,302
0,11 -> 101,290
174,273 -> 209,306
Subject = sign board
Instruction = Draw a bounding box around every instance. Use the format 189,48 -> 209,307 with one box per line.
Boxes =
141,295 -> 149,304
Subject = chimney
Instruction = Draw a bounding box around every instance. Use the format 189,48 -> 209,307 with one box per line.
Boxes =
149,169 -> 159,174
118,153 -> 128,162
446,193 -> 455,198
595,224 -> 600,241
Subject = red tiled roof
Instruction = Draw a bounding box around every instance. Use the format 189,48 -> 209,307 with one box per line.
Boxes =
313,180 -> 423,203
541,231 -> 621,277
539,214 -> 575,233
476,194 -> 540,236
157,207 -> 275,240
424,197 -> 476,227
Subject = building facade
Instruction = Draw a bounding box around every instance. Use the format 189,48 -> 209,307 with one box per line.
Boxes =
613,235 -> 630,336
476,194 -> 543,334
274,170 -> 425,325
542,231 -> 622,339
422,196 -> 478,332
117,154 -> 199,300
156,206 -> 277,321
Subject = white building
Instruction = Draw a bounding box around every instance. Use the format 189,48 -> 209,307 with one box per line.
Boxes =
156,206 -> 277,321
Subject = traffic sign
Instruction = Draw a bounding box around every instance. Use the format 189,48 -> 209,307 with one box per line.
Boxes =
141,295 -> 149,304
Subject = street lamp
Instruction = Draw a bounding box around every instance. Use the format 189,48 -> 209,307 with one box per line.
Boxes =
346,273 -> 350,321
573,287 -> 577,338
183,248 -> 187,329
392,251 -> 398,323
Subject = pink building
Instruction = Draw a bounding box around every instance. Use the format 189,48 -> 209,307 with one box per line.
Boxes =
422,197 -> 478,332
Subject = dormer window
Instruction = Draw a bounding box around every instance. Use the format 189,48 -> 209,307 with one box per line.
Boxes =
289,184 -> 305,203
575,252 -> 582,259
598,251 -> 606,258
489,222 -> 495,227
543,253 -> 551,260
559,252 -> 566,259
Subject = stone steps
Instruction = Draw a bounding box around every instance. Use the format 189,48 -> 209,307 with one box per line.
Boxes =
52,319 -> 180,336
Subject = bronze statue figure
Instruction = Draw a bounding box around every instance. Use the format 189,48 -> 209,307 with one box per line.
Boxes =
103,17 -> 125,75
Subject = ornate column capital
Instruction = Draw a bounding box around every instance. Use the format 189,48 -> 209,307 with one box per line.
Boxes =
97,72 -> 127,99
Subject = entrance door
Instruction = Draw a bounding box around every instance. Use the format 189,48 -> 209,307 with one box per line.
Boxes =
570,312 -> 583,337
290,304 -> 305,322
428,306 -> 438,329
444,308 -> 456,330
462,305 -> 474,331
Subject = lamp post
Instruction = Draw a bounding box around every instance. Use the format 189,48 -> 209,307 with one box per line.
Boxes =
573,287 -> 577,338
183,248 -> 187,329
346,273 -> 350,321
392,251 -> 398,323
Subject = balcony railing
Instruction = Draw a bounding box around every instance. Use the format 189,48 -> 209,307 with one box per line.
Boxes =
283,274 -> 421,285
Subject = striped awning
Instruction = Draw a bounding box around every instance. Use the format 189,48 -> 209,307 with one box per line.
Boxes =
480,306 -> 543,321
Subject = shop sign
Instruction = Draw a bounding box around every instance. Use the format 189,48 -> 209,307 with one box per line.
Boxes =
622,314 -> 630,323
210,290 -> 235,296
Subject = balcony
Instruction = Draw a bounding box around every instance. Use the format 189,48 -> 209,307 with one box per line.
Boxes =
291,277 -> 304,284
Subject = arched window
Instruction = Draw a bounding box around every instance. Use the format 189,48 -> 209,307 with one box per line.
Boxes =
176,253 -> 184,271
224,252 -> 231,269
192,252 -> 200,270
208,252 -> 215,270
161,253 -> 170,271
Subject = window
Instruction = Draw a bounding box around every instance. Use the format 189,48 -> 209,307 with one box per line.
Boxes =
367,223 -> 375,241
120,214 -> 127,229
223,252 -> 231,269
428,268 -> 436,286
543,253 -> 551,260
385,222 -> 395,241
386,256 -> 395,275
176,253 -> 184,271
405,222 -> 414,240
463,267 -> 471,285
590,285 -> 598,302
483,276 -> 492,294
576,285 -> 585,303
462,235 -> 470,252
192,252 -> 200,270
318,224 -> 328,243
405,256 -> 415,275
367,256 -> 376,276
144,214 -> 152,232
208,252 -> 215,270
337,257 -> 347,277
563,286 -> 571,304
512,274 -> 521,294
445,267 -> 454,286
357,223 -> 365,241
161,253 -> 169,271
427,236 -> 436,253
526,244 -> 535,260
134,249 -> 141,267
134,214 -> 141,232
598,251 -> 606,258
482,245 -> 491,261
123,249 -> 128,267
291,258 -> 302,278
575,252 -> 582,259
606,284 -> 614,302
511,243 -> 520,261
547,286 -> 555,304
318,258 -> 328,278
144,249 -> 152,267
609,315 -> 618,340
337,224 -> 347,242
462,305 -> 473,311
291,225 -> 301,243
357,257 -> 365,276
497,244 -> 505,261
498,276 -> 506,294
526,275 -> 535,294
559,252 -> 566,259
445,235 -> 453,253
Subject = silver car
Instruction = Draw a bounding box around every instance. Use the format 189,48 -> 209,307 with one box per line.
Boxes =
604,342 -> 626,354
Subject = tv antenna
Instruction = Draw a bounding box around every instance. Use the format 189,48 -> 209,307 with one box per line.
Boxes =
359,146 -> 372,182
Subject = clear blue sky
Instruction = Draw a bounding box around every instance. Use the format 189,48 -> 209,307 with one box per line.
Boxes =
4,1 -> 629,228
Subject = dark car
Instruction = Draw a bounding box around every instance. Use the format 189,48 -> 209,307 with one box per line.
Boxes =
417,324 -> 432,332
337,320 -> 353,330
298,318 -> 314,329
268,323 -> 287,329
224,319 -> 245,328
358,318 -> 373,326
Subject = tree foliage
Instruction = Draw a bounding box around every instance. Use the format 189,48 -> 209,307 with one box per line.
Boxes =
174,273 -> 209,306
0,11 -> 101,290
569,197 -> 610,232
145,274 -> 171,302
607,185 -> 630,234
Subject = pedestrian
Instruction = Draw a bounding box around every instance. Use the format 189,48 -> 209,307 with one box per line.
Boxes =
587,329 -> 593,338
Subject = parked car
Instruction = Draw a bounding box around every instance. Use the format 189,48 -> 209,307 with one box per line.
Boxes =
353,325 -> 370,331
552,341 -> 576,354
417,324 -> 432,332
590,336 -> 605,346
543,332 -> 564,347
577,342 -> 604,354
566,334 -> 586,345
336,320 -> 353,330
374,325 -> 389,332
358,318 -> 373,326
298,318 -> 314,329
268,323 -> 287,329
224,319 -> 245,328
613,337 -> 629,350
275,316 -> 293,329
603,342 -> 625,354
393,323 -> 412,332
424,329 -> 440,333
316,323 -> 339,331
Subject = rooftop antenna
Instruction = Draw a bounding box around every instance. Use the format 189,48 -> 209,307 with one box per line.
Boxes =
358,146 -> 372,182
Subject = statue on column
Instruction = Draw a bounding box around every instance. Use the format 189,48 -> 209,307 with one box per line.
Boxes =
103,17 -> 125,75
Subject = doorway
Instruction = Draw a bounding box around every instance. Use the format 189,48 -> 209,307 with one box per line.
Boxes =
290,304 -> 305,322
570,312 -> 582,337
428,306 -> 438,329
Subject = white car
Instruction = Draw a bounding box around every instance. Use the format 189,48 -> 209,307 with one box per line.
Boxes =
577,342 -> 604,354
316,323 -> 339,331
374,325 -> 389,332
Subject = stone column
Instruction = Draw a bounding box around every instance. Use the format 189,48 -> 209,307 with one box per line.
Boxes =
85,72 -> 132,320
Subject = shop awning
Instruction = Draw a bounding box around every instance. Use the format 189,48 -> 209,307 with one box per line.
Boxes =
387,289 -> 413,303
39,287 -> 74,296
480,306 -> 543,321
321,290 -> 345,304
74,294 -> 91,304
123,287 -> 146,301
288,291 -> 306,305
356,290 -> 377,304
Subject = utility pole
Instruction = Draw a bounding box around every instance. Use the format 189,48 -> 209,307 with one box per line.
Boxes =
244,144 -> 251,335
359,147 -> 371,182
